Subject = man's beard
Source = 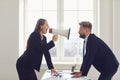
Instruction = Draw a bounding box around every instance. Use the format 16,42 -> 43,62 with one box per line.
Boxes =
80,34 -> 86,39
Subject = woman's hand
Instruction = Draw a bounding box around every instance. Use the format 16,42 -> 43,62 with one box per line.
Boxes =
52,35 -> 58,42
51,69 -> 58,75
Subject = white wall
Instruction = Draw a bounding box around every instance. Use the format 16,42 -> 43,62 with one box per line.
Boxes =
113,0 -> 120,79
0,0 -> 19,80
99,0 -> 114,48
99,0 -> 120,80
99,0 -> 120,61
113,0 -> 120,64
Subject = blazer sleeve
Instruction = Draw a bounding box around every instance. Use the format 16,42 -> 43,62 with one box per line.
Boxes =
43,36 -> 55,69
80,37 -> 98,76
45,40 -> 55,50
44,50 -> 54,69
42,36 -> 55,50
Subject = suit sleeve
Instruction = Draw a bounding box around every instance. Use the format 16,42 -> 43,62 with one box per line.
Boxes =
45,40 -> 55,50
44,50 -> 54,69
80,38 -> 98,76
42,36 -> 55,50
43,36 -> 54,69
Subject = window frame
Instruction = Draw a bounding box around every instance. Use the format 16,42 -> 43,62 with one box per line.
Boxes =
19,0 -> 99,64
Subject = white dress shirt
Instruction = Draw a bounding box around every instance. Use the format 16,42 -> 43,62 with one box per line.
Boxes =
83,34 -> 90,57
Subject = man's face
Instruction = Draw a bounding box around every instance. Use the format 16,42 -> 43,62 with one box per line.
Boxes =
78,26 -> 86,39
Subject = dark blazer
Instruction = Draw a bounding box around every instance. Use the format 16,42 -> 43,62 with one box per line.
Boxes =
17,32 -> 55,71
80,34 -> 119,76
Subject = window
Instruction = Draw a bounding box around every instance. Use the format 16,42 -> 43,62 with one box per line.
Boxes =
19,0 -> 98,64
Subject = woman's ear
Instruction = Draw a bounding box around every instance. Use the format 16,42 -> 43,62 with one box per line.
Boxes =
40,25 -> 43,30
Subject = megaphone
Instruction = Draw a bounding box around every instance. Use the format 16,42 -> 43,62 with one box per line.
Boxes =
49,28 -> 71,40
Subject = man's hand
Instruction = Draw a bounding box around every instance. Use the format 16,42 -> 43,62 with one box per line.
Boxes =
71,72 -> 80,75
71,72 -> 82,78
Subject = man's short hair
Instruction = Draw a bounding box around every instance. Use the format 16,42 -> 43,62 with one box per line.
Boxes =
79,21 -> 92,30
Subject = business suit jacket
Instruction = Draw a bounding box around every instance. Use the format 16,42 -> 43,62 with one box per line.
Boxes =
17,32 -> 54,71
80,34 -> 119,76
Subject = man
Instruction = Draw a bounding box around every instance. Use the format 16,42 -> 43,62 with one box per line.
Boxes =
71,21 -> 119,80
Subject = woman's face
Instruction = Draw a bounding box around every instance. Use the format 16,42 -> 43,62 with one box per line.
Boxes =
41,21 -> 49,34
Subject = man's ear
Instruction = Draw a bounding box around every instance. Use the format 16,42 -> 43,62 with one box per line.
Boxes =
86,28 -> 90,33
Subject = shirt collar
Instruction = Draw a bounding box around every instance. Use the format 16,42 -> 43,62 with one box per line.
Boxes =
41,35 -> 44,40
84,34 -> 90,42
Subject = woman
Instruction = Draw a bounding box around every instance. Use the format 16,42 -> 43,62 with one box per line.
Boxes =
16,18 -> 58,80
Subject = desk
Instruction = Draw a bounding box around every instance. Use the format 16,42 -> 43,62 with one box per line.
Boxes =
41,70 -> 90,80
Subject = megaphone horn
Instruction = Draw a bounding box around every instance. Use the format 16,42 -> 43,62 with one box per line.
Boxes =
49,28 -> 71,40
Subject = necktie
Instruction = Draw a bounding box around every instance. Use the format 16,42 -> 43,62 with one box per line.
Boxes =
41,35 -> 43,40
83,40 -> 86,57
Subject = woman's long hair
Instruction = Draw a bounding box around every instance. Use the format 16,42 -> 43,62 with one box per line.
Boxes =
34,18 -> 47,33
26,18 -> 46,49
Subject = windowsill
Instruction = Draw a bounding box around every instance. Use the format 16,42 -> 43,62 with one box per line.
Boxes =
42,61 -> 82,65
42,62 -> 76,64
41,62 -> 81,70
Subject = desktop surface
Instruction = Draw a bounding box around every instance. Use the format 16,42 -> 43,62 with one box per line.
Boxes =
41,70 -> 90,80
